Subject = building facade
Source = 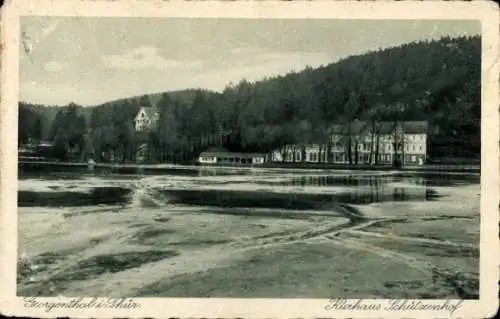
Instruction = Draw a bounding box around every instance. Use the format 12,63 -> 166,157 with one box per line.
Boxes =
199,148 -> 266,165
133,106 -> 159,132
272,120 -> 428,166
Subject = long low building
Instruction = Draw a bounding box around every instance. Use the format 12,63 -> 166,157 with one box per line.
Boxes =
272,120 -> 428,166
199,148 -> 266,165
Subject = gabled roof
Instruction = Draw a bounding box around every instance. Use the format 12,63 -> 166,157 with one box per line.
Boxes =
350,119 -> 368,134
134,106 -> 158,121
402,121 -> 428,134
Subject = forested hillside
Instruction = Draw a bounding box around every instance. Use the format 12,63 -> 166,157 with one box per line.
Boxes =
19,35 -> 481,163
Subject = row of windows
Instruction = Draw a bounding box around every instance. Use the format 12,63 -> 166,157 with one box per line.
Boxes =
356,144 -> 424,152
282,153 -> 424,164
331,134 -> 425,141
309,153 -> 321,162
201,156 -> 264,164
280,148 -> 425,162
307,142 -> 424,153
200,156 -> 216,162
409,135 -> 425,141
221,157 -> 250,163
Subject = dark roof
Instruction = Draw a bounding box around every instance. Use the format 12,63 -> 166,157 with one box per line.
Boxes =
350,119 -> 368,134
200,149 -> 265,158
402,121 -> 428,134
375,122 -> 396,134
329,120 -> 369,135
330,120 -> 428,135
135,106 -> 158,120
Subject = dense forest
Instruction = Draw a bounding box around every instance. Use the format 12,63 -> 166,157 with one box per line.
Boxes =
19,35 -> 481,163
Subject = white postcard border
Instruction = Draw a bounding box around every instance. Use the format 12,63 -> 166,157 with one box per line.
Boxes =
1,1 -> 499,318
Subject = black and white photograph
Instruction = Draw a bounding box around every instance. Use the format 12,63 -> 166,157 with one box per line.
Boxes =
1,1 -> 499,318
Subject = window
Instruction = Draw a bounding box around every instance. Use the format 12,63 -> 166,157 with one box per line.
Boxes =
411,155 -> 416,162
412,145 -> 415,152
419,146 -> 422,151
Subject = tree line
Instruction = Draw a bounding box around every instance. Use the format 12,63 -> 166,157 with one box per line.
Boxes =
18,35 -> 481,163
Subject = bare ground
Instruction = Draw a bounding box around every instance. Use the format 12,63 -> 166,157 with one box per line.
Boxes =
17,180 -> 479,299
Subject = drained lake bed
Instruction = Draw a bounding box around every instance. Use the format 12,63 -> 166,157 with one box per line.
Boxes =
17,166 -> 480,298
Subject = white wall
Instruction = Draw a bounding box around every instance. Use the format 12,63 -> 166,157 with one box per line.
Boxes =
199,156 -> 217,164
404,134 -> 426,154
134,110 -> 149,131
252,157 -> 264,164
272,150 -> 283,162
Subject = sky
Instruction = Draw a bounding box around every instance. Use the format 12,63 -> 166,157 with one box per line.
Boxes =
19,17 -> 480,106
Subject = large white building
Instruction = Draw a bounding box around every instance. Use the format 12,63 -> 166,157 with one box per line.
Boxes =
272,120 -> 428,166
133,106 -> 159,132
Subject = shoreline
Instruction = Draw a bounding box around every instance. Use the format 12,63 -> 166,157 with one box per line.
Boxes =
18,160 -> 480,174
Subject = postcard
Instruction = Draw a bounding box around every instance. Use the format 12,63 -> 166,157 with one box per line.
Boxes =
1,0 -> 499,318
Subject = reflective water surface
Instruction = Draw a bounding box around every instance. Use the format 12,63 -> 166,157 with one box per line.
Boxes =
18,166 -> 477,208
